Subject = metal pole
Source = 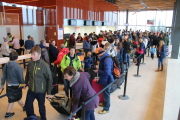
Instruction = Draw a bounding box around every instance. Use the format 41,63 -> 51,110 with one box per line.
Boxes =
134,55 -> 141,77
81,102 -> 85,120
119,63 -> 129,100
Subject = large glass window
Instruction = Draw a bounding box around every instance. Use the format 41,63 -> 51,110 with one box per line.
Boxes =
128,11 -> 137,25
146,10 -> 156,26
136,11 -> 146,25
156,11 -> 166,26
166,10 -> 173,26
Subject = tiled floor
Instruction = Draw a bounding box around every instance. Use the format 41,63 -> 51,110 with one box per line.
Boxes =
0,53 -> 179,120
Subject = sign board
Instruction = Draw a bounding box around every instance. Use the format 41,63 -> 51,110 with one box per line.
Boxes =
147,20 -> 154,25
58,28 -> 63,40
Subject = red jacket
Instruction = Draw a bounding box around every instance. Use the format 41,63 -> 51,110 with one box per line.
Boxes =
98,38 -> 103,46
54,48 -> 69,65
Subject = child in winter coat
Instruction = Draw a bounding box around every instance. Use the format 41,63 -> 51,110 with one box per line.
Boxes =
84,52 -> 93,72
150,45 -> 156,60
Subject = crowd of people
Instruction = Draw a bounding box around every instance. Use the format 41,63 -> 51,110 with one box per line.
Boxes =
0,29 -> 170,120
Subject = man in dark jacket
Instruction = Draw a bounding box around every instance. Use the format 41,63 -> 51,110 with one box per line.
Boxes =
25,35 -> 34,54
117,32 -> 122,42
25,46 -> 53,120
49,39 -> 59,63
39,40 -> 50,65
95,47 -> 114,114
68,33 -> 76,47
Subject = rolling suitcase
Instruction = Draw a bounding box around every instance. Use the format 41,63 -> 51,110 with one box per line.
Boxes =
92,74 -> 104,103
47,95 -> 71,116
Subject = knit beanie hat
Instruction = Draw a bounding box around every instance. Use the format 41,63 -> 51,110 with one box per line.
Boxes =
95,47 -> 105,55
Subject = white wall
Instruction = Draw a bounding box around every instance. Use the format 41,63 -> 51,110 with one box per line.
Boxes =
64,26 -> 116,38
0,25 -> 20,44
22,25 -> 45,45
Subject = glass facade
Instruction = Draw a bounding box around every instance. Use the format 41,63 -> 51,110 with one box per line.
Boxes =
117,10 -> 173,32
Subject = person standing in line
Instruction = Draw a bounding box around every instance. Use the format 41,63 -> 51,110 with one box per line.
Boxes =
25,35 -> 34,54
39,40 -> 50,65
60,46 -> 83,97
155,40 -> 166,72
24,46 -> 53,120
83,37 -> 91,57
49,39 -> 59,63
95,47 -> 114,114
0,51 -> 26,118
63,66 -> 99,120
68,33 -> 76,47
8,35 -> 20,55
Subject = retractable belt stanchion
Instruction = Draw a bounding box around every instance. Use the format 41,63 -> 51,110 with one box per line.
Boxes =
119,63 -> 129,100
146,48 -> 150,57
141,53 -> 146,65
134,56 -> 141,77
81,102 -> 85,120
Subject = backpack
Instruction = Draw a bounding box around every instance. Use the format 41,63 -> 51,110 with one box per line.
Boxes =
104,56 -> 121,79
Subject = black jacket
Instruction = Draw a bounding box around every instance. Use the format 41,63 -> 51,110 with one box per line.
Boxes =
123,41 -> 131,53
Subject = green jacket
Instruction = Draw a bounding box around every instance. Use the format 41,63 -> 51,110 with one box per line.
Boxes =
25,59 -> 53,95
8,36 -> 13,46
60,53 -> 82,72
163,36 -> 169,45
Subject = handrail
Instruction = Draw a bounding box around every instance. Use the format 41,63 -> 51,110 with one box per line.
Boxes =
66,44 -> 151,120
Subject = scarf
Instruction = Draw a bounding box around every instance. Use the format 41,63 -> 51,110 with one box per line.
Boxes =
70,72 -> 80,87
159,45 -> 163,51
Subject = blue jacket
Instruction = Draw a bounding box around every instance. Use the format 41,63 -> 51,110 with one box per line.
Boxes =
49,44 -> 59,62
139,43 -> 144,51
83,40 -> 91,52
98,52 -> 114,86
25,40 -> 34,49
159,45 -> 166,58
117,48 -> 124,63
117,34 -> 122,42
84,57 -> 93,68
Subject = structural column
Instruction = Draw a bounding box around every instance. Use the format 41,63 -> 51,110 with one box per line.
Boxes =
171,0 -> 180,59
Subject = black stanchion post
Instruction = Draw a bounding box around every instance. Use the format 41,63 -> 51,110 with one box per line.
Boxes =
81,102 -> 85,120
141,53 -> 146,65
146,48 -> 150,57
134,56 -> 141,77
119,63 -> 129,100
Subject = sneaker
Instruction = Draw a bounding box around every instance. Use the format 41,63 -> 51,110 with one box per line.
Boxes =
98,110 -> 109,114
5,112 -> 15,118
99,103 -> 103,107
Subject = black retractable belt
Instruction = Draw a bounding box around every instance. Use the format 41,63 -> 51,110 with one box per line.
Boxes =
0,88 -> 4,95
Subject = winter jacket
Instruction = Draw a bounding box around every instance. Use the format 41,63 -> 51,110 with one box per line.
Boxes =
163,36 -> 169,45
71,72 -> 99,113
49,44 -> 59,62
25,59 -> 53,95
76,37 -> 83,42
1,61 -> 24,88
68,34 -> 75,45
9,38 -> 20,49
83,40 -> 91,53
98,52 -> 114,86
39,44 -> 50,65
1,42 -> 11,56
84,57 -> 93,68
123,41 -> 131,53
25,40 -> 34,49
117,34 -> 122,42
158,45 -> 166,58
91,40 -> 99,53
60,53 -> 82,72
54,48 -> 69,65
117,48 -> 124,63
98,38 -> 103,46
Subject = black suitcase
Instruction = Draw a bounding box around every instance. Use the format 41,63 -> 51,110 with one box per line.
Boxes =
115,75 -> 125,88
51,65 -> 59,95
110,82 -> 118,93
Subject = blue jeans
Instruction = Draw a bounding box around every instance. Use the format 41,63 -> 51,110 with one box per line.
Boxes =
25,90 -> 46,120
124,53 -> 130,66
102,85 -> 111,111
64,79 -> 69,97
158,58 -> 164,68
85,110 -> 95,120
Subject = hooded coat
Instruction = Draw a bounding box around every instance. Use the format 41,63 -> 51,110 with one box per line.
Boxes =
54,48 -> 69,65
